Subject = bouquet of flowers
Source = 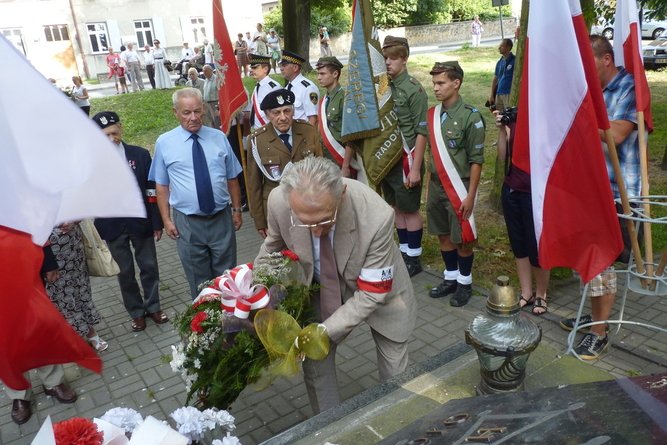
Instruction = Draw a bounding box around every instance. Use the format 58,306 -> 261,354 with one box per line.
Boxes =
170,250 -> 327,409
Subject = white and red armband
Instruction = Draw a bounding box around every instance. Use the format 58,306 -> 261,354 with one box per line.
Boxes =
357,266 -> 394,294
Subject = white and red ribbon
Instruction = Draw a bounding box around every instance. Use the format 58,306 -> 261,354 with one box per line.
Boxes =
400,133 -> 414,184
318,98 -> 345,166
194,263 -> 269,319
357,266 -> 394,294
252,90 -> 267,128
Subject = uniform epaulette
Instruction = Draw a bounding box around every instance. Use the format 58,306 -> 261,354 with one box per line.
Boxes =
409,77 -> 420,85
268,81 -> 277,88
293,118 -> 309,124
464,104 -> 480,113
250,125 -> 268,138
301,79 -> 311,87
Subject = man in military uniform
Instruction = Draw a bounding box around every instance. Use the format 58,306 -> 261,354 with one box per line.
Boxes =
246,89 -> 323,237
315,56 -> 356,178
381,36 -> 428,277
244,54 -> 281,132
279,50 -> 319,126
426,61 -> 485,307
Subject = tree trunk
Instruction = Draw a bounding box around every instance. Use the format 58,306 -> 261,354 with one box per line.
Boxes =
490,0 -> 529,214
282,0 -> 313,71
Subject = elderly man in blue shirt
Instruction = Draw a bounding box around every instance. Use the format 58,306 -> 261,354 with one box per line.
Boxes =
149,88 -> 244,298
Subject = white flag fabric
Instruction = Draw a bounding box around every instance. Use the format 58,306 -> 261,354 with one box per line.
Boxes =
0,35 -> 145,244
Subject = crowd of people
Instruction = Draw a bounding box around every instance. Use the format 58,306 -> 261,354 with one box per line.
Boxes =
6,26 -> 644,426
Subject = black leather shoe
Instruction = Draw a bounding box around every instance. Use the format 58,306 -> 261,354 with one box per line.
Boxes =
43,383 -> 77,403
405,256 -> 423,277
450,284 -> 472,307
429,279 -> 457,298
11,399 -> 32,425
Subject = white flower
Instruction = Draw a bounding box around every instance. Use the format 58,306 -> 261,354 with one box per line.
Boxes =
100,407 -> 144,432
193,358 -> 201,369
170,344 -> 186,373
213,432 -> 242,445
170,406 -> 207,443
202,408 -> 236,431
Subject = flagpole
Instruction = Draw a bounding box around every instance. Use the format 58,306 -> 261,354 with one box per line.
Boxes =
236,122 -> 249,210
604,129 -> 647,286
637,112 -> 654,277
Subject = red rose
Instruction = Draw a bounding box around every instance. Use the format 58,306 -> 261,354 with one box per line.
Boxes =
281,249 -> 300,261
190,311 -> 208,333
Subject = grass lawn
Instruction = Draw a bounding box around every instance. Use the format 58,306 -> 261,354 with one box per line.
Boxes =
90,47 -> 667,290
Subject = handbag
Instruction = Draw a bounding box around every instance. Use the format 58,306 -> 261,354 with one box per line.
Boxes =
79,219 -> 120,277
164,60 -> 174,72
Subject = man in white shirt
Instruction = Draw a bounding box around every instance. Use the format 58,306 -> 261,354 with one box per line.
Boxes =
179,42 -> 195,76
143,44 -> 155,89
244,54 -> 281,131
203,39 -> 214,69
122,43 -> 145,92
279,50 -> 319,126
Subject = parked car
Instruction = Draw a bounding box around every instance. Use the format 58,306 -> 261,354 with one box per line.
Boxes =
643,30 -> 667,69
591,10 -> 667,40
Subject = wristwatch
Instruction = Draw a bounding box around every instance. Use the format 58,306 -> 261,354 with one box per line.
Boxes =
231,207 -> 243,213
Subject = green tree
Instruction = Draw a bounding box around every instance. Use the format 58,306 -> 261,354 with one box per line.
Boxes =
265,2 -> 351,38
445,0 -> 512,21
408,0 -> 452,25
372,0 -> 418,28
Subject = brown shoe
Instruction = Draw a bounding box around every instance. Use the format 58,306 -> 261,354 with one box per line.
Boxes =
148,310 -> 169,324
11,399 -> 31,424
43,383 -> 77,403
131,316 -> 146,332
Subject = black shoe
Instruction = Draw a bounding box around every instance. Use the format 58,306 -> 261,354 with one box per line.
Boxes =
405,255 -> 423,277
11,399 -> 31,425
401,251 -> 408,264
450,284 -> 472,307
559,314 -> 593,332
574,333 -> 609,360
429,279 -> 458,298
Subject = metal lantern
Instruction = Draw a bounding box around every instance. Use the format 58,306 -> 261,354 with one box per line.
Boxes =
465,276 -> 542,394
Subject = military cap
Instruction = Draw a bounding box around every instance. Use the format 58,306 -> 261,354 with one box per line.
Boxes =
280,49 -> 305,66
382,35 -> 410,52
92,111 -> 120,129
315,56 -> 344,70
249,54 -> 272,66
429,61 -> 464,78
260,88 -> 295,110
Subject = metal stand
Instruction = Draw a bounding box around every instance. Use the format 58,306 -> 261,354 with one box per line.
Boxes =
566,196 -> 667,360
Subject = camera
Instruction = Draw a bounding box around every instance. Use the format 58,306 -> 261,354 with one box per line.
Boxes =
498,106 -> 518,125
484,99 -> 497,112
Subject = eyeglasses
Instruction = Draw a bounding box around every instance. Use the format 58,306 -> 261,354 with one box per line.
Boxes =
290,207 -> 338,229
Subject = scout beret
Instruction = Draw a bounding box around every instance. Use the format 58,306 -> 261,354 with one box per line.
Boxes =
280,49 -> 305,66
260,89 -> 295,110
92,111 -> 120,129
249,54 -> 272,66
429,61 -> 464,78
382,36 -> 410,53
315,56 -> 344,70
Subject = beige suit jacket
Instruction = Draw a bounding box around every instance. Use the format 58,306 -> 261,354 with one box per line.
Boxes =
255,178 -> 416,344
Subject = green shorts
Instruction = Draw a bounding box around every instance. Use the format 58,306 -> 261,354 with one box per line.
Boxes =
427,174 -> 469,244
495,94 -> 510,112
380,160 -> 423,213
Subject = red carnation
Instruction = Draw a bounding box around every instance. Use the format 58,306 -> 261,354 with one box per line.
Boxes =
190,311 -> 208,333
281,249 -> 300,261
53,417 -> 103,445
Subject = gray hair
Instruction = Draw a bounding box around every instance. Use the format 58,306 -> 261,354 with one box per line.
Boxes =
172,87 -> 203,107
281,157 -> 345,201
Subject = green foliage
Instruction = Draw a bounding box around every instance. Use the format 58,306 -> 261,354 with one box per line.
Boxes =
445,0 -> 512,21
372,0 -> 418,28
408,0 -> 452,25
264,2 -> 351,36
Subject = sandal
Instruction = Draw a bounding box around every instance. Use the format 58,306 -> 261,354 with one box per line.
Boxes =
532,297 -> 548,316
519,294 -> 535,308
88,335 -> 109,352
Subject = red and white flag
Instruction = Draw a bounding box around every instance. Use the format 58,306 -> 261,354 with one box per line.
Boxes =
513,0 -> 623,283
613,0 -> 653,132
213,0 -> 247,134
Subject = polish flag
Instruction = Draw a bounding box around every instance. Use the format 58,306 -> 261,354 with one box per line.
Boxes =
613,0 -> 653,132
513,0 -> 623,283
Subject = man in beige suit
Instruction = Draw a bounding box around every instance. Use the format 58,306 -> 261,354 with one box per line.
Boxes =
255,157 -> 416,414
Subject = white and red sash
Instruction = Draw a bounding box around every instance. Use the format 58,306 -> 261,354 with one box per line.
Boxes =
427,104 -> 477,243
401,134 -> 414,184
318,97 -> 345,166
251,90 -> 267,128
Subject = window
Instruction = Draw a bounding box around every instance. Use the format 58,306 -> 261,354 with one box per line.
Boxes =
87,23 -> 108,53
43,24 -> 69,42
134,20 -> 153,48
2,28 -> 26,55
190,17 -> 207,44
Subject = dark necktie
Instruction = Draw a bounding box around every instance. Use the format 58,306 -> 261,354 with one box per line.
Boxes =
319,234 -> 341,320
250,83 -> 260,126
191,133 -> 215,214
279,133 -> 292,151
286,82 -> 293,91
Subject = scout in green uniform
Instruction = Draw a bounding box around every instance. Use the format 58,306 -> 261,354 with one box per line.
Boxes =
315,56 -> 356,178
245,89 -> 323,238
427,61 -> 485,307
381,36 -> 429,277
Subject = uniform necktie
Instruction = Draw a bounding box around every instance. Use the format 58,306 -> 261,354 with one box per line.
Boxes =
286,82 -> 293,91
279,133 -> 292,151
250,83 -> 260,126
191,133 -> 215,214
319,234 -> 341,320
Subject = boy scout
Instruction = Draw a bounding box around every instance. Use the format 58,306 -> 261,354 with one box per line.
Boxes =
381,36 -> 428,277
426,61 -> 485,307
246,89 -> 323,237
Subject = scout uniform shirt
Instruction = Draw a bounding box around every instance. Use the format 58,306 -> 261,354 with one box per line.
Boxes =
428,96 -> 486,180
390,70 -> 428,148
286,73 -> 319,121
246,120 -> 323,230
322,84 -> 344,162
